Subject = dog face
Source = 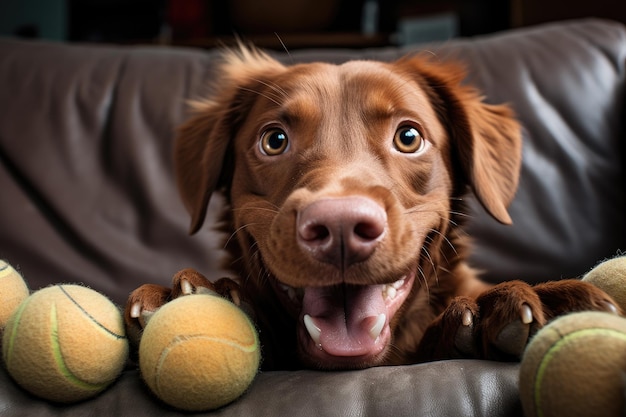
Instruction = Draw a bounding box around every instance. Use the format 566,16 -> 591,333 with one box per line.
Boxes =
175,47 -> 521,369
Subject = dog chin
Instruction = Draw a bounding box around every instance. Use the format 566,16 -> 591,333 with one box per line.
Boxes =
270,271 -> 416,369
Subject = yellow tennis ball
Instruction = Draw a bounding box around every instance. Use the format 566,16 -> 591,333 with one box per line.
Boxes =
0,260 -> 29,329
583,256 -> 626,312
2,284 -> 129,403
519,311 -> 626,417
139,294 -> 260,411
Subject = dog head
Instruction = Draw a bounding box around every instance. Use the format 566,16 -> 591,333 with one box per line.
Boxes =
175,46 -> 521,369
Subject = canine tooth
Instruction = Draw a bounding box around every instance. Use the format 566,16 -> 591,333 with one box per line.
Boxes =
369,314 -> 386,341
304,314 -> 322,345
521,304 -> 533,324
130,302 -> 142,319
181,279 -> 193,295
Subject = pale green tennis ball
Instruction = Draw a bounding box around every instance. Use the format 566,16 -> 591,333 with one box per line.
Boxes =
519,311 -> 626,417
0,260 -> 29,328
139,294 -> 260,411
583,256 -> 626,312
2,284 -> 129,403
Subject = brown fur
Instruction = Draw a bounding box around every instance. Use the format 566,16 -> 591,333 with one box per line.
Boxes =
125,46 -> 620,370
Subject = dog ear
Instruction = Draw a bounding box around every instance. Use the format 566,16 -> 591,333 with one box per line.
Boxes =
174,46 -> 285,234
399,56 -> 522,225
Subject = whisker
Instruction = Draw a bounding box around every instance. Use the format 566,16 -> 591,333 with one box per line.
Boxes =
416,264 -> 429,297
429,228 -> 458,257
421,247 -> 438,287
448,210 -> 473,219
223,222 -> 258,250
274,32 -> 293,64
231,206 -> 280,215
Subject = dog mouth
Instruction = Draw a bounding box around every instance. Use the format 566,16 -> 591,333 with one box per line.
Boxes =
273,272 -> 415,369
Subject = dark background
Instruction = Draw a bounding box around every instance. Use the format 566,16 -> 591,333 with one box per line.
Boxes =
1,0 -> 626,49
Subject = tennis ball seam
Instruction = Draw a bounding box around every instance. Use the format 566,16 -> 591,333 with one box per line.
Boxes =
533,327 -> 626,417
153,334 -> 258,396
59,285 -> 126,340
50,303 -> 109,392
4,295 -> 31,366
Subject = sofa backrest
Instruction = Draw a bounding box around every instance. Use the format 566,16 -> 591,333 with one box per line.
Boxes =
0,19 -> 624,304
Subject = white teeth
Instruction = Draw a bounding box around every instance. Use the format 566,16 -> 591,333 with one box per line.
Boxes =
303,314 -> 322,346
181,279 -> 193,295
392,278 -> 406,289
383,286 -> 397,300
382,277 -> 406,300
369,314 -> 386,341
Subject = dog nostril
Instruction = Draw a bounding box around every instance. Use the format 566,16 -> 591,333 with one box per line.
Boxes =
354,221 -> 384,241
301,224 -> 330,242
297,197 -> 387,268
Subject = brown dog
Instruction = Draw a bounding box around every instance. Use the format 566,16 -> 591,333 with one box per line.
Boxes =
125,46 -> 619,370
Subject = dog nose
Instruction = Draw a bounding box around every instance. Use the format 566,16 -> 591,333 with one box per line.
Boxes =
297,197 -> 387,268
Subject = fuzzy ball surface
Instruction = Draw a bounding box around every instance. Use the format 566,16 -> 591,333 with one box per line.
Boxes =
139,294 -> 260,411
519,311 -> 626,417
2,284 -> 128,403
583,256 -> 626,312
0,260 -> 29,328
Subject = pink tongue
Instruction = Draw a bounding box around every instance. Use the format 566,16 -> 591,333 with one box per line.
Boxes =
302,284 -> 387,356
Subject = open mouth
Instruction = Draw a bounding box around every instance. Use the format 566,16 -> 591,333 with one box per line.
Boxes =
273,272 -> 415,368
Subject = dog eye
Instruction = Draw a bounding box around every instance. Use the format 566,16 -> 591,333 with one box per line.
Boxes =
260,128 -> 289,156
393,126 -> 425,154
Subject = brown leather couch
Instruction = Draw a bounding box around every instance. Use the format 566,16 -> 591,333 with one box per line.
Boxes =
0,18 -> 624,416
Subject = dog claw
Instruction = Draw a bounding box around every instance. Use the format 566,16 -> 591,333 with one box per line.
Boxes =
229,289 -> 241,306
130,302 -> 142,319
369,314 -> 386,341
605,302 -> 619,315
462,309 -> 473,326
304,314 -> 322,346
181,279 -> 193,295
521,304 -> 533,324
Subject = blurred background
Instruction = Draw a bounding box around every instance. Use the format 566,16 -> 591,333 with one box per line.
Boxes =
1,0 -> 625,49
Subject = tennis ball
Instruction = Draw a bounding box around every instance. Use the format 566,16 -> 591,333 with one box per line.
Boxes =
139,294 -> 260,411
519,311 -> 626,417
0,260 -> 29,329
583,256 -> 626,312
2,284 -> 129,403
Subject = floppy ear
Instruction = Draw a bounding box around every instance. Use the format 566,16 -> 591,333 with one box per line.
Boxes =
174,46 -> 285,234
399,56 -> 522,225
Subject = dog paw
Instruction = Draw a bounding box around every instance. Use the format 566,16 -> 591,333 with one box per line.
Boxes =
171,269 -> 242,306
124,284 -> 171,348
124,269 -> 244,355
533,279 -> 622,319
414,296 -> 480,361
475,280 -> 545,360
170,268 -> 217,298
